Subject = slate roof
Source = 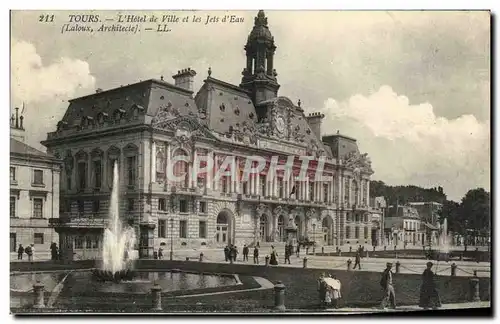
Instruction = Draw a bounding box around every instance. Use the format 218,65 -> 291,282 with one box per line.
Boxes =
10,138 -> 59,162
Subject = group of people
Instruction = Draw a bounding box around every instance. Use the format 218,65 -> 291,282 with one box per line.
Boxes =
16,242 -> 59,261
380,261 -> 441,310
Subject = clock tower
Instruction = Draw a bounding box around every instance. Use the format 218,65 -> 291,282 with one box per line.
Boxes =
240,10 -> 280,105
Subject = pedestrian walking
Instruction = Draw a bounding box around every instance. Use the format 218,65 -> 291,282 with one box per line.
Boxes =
231,245 -> 238,263
284,244 -> 291,264
419,262 -> 441,309
224,245 -> 229,262
158,246 -> 164,259
17,244 -> 24,260
296,244 -> 301,257
25,244 -> 34,262
380,262 -> 396,309
242,244 -> 249,262
269,246 -> 278,265
353,251 -> 361,270
253,246 -> 259,264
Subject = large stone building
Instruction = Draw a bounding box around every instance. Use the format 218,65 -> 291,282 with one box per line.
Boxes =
43,11 -> 378,260
10,108 -> 61,259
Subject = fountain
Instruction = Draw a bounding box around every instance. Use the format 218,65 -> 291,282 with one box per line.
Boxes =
435,218 -> 451,261
92,162 -> 138,282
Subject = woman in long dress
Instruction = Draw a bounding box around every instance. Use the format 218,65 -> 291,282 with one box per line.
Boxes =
419,262 -> 442,309
269,246 -> 278,265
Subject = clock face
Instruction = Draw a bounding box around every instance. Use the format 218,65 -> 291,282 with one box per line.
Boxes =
275,116 -> 285,134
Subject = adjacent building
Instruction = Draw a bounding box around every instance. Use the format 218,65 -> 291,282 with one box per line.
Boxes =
43,11 -> 379,260
10,108 -> 61,259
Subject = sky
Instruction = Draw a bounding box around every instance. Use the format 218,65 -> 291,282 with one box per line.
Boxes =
10,10 -> 490,201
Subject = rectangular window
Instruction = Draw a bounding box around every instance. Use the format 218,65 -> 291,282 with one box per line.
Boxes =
345,226 -> 351,239
78,200 -> 85,215
199,201 -> 207,214
93,238 -> 99,249
323,184 -> 329,203
158,198 -> 166,211
34,233 -> 44,245
309,182 -> 314,201
128,198 -> 135,211
75,236 -> 83,249
33,198 -> 43,218
10,167 -> 16,182
242,182 -> 248,194
179,220 -> 187,238
179,200 -> 188,213
199,221 -> 207,238
158,219 -> 166,238
10,233 -> 16,252
10,196 -> 16,217
355,227 -> 360,239
66,174 -> 72,190
260,175 -> 266,195
93,160 -> 102,188
77,162 -> 87,189
127,156 -> 136,186
86,236 -> 92,249
33,169 -> 44,185
92,200 -> 100,214
364,227 -> 368,239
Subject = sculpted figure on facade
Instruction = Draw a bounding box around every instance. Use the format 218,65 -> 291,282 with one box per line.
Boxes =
344,151 -> 374,174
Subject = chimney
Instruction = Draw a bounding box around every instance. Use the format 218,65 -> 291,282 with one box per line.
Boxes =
305,112 -> 325,140
10,107 -> 26,142
172,68 -> 197,92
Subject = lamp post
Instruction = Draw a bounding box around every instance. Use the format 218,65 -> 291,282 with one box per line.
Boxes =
312,223 -> 316,255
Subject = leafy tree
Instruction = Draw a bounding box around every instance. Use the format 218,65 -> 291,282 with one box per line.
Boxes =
458,188 -> 491,236
438,200 -> 461,233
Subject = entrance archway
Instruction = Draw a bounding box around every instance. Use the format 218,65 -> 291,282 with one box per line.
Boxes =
277,215 -> 284,242
216,210 -> 233,245
322,216 -> 334,245
260,214 -> 270,242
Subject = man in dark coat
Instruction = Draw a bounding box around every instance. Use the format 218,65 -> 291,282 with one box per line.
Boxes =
296,244 -> 301,257
224,245 -> 229,262
253,246 -> 259,264
284,244 -> 291,264
419,262 -> 441,309
353,251 -> 361,270
269,246 -> 278,265
380,262 -> 396,309
231,245 -> 238,262
17,244 -> 24,260
50,242 -> 58,261
242,244 -> 249,262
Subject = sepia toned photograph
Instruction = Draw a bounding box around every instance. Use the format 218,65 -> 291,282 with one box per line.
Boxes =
9,9 -> 491,315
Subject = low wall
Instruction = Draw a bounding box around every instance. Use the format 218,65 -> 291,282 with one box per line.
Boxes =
137,260 -> 490,308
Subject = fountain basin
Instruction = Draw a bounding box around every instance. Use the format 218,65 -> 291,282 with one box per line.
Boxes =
92,269 -> 136,282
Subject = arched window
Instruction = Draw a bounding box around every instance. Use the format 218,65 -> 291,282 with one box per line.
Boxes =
156,151 -> 166,182
172,149 -> 189,188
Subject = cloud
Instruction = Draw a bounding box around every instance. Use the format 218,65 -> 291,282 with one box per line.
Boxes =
10,39 -> 96,150
314,86 -> 490,201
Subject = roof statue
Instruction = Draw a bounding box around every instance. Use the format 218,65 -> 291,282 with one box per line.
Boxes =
343,151 -> 373,174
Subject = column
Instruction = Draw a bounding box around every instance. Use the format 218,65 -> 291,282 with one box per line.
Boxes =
213,153 -> 219,191
273,176 -> 278,198
305,177 -> 310,201
366,179 -> 370,205
166,143 -> 171,187
348,177 -> 352,206
337,173 -> 342,205
256,173 -> 260,195
206,151 -> 213,190
232,157 -> 237,193
151,141 -> 156,183
191,149 -> 198,188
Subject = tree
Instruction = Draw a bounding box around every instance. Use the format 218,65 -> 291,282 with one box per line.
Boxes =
438,200 -> 461,233
459,188 -> 491,237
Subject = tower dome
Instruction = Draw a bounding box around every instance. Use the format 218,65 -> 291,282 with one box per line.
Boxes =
247,10 -> 274,43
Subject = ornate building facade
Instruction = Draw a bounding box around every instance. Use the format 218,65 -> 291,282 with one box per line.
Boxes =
43,11 -> 377,260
